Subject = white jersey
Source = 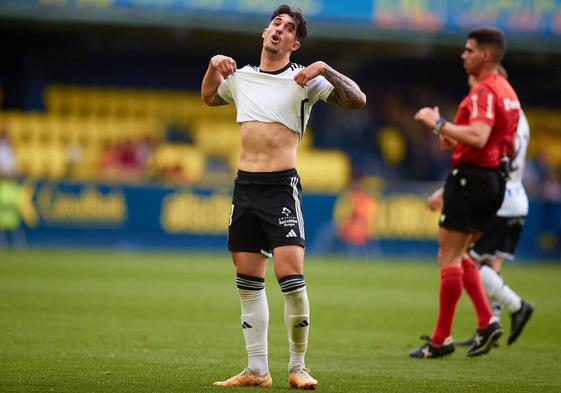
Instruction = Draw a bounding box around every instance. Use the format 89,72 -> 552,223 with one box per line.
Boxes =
497,110 -> 529,217
217,62 -> 334,139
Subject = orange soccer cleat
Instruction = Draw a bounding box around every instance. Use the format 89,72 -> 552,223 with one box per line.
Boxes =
213,368 -> 272,388
288,365 -> 318,390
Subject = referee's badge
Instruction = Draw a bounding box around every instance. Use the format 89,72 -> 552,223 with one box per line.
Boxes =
460,178 -> 467,187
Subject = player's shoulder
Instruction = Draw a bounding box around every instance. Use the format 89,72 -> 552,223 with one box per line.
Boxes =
288,62 -> 305,71
472,79 -> 495,95
273,62 -> 304,76
479,73 -> 516,94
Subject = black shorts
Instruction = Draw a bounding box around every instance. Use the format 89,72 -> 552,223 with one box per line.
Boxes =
228,169 -> 305,256
440,164 -> 506,233
469,216 -> 525,261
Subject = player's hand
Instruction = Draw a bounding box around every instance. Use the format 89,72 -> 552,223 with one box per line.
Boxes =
414,106 -> 440,129
426,187 -> 444,211
210,55 -> 237,78
294,61 -> 326,87
439,135 -> 457,151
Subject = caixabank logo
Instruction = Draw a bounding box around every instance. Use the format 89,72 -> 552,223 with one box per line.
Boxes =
35,183 -> 127,226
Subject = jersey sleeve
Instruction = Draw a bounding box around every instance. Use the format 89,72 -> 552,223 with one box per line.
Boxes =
306,75 -> 334,104
467,84 -> 497,126
217,76 -> 235,104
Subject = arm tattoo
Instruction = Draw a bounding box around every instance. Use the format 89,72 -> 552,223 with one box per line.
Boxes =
323,65 -> 365,109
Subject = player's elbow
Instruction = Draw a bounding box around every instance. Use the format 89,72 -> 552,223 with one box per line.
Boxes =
470,123 -> 491,149
202,98 -> 213,107
352,93 -> 367,109
473,134 -> 489,149
201,94 -> 215,107
473,140 -> 486,149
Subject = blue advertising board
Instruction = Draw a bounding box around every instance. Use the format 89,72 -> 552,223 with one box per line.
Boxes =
10,180 -> 561,261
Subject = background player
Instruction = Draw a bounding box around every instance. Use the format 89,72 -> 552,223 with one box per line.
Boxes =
467,67 -> 534,346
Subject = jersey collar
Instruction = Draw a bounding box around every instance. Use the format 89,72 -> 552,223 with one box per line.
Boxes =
258,62 -> 292,75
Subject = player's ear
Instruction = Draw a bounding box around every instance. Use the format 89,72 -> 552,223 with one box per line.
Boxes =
262,28 -> 267,39
292,40 -> 301,51
482,47 -> 493,62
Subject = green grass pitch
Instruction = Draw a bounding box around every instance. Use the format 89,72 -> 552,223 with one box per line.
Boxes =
1,249 -> 560,392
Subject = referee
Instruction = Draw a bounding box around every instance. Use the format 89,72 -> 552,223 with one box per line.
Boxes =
411,27 -> 521,358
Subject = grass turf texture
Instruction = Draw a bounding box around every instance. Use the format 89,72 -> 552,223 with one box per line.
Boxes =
1,249 -> 560,393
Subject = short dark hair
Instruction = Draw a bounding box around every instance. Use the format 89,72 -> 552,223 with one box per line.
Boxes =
271,4 -> 307,40
468,27 -> 507,62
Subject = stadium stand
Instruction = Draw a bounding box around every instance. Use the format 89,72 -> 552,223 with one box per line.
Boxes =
0,84 -> 354,191
2,81 -> 561,193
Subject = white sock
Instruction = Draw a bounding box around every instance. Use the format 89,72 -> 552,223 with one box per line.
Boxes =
236,274 -> 269,376
279,275 -> 309,372
491,302 -> 502,320
479,265 -> 522,314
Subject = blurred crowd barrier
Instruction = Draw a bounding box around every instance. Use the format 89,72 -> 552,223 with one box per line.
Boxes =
1,179 -> 559,260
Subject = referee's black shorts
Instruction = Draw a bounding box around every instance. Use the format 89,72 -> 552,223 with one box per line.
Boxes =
228,168 -> 305,257
440,164 -> 506,234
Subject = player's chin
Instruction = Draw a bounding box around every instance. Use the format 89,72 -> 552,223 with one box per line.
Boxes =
264,45 -> 279,54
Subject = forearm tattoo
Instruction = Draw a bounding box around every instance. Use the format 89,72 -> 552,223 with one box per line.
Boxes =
323,65 -> 364,108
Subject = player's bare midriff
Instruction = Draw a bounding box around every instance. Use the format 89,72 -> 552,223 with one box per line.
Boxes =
238,121 -> 299,172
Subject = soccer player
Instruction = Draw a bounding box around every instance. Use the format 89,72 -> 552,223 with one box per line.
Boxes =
201,4 -> 366,388
426,66 -> 534,347
410,27 -> 520,358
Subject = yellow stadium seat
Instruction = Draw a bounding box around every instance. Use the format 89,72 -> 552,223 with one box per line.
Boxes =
193,119 -> 240,161
44,144 -> 68,180
13,144 -> 30,175
377,125 -> 406,166
66,85 -> 88,116
72,145 -> 101,180
7,112 -> 34,146
299,128 -> 313,150
297,150 -> 351,192
16,143 -> 68,180
42,116 -> 64,145
44,85 -> 66,114
151,144 -> 206,183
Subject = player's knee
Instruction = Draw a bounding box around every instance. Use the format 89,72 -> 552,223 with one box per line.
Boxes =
278,274 -> 306,295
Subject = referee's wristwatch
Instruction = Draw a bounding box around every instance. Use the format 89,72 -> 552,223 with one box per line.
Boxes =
433,117 -> 447,135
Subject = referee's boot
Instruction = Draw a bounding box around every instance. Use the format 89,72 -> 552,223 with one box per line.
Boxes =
456,336 -> 500,348
409,336 -> 455,359
466,320 -> 503,357
508,300 -> 534,345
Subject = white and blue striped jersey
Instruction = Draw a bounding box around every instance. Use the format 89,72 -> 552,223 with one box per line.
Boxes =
217,62 -> 334,139
497,110 -> 529,217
